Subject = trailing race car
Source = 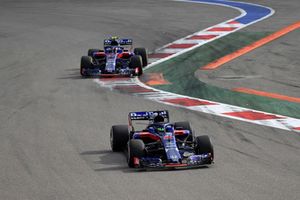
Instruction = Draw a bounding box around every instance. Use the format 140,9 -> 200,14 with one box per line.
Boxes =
80,36 -> 148,77
110,110 -> 214,169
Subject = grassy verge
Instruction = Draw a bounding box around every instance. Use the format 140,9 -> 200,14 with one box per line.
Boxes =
146,31 -> 300,119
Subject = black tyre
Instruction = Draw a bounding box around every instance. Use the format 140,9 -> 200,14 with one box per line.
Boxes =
134,48 -> 148,67
110,125 -> 129,152
88,49 -> 102,57
174,121 -> 192,131
80,56 -> 93,76
127,139 -> 145,168
129,55 -> 143,76
194,135 -> 214,161
174,121 -> 193,141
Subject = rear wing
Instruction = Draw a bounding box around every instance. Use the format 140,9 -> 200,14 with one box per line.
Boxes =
104,38 -> 133,46
128,110 -> 169,126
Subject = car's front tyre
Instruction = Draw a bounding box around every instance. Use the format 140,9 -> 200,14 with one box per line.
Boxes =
80,56 -> 93,77
134,48 -> 148,67
127,139 -> 145,168
194,135 -> 214,163
129,55 -> 143,76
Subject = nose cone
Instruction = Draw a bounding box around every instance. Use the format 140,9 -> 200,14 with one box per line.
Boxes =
163,132 -> 181,163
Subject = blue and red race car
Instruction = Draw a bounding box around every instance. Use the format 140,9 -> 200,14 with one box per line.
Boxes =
80,37 -> 148,77
110,110 -> 214,169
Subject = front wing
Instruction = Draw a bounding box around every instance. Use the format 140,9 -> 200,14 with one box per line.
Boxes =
81,67 -> 136,77
134,153 -> 213,170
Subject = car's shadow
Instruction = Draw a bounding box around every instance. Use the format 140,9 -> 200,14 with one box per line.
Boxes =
80,149 -> 134,173
58,68 -> 100,80
57,68 -> 83,79
80,149 -> 210,173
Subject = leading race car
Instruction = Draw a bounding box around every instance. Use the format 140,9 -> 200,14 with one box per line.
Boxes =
110,110 -> 214,169
80,36 -> 148,77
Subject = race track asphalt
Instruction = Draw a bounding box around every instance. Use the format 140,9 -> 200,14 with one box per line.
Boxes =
0,1 -> 299,200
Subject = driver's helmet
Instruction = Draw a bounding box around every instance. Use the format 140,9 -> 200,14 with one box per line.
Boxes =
153,115 -> 164,123
110,36 -> 119,46
156,125 -> 165,133
154,124 -> 165,135
147,124 -> 164,134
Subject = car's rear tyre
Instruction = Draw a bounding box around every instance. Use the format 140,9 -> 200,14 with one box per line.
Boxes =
129,55 -> 143,76
194,135 -> 214,162
174,121 -> 193,141
174,121 -> 192,131
110,125 -> 129,152
80,56 -> 93,76
134,48 -> 148,67
88,49 -> 103,57
128,139 -> 145,168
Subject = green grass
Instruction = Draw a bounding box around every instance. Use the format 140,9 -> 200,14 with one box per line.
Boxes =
146,31 -> 300,119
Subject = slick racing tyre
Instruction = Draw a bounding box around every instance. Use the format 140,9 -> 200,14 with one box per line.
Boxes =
174,121 -> 193,141
110,125 -> 129,152
129,55 -> 143,76
80,56 -> 93,76
134,48 -> 148,67
88,49 -> 102,57
128,139 -> 145,168
194,135 -> 214,162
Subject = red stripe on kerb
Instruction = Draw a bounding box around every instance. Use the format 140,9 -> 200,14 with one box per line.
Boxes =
207,27 -> 237,31
114,85 -> 156,93
293,127 -> 300,131
187,35 -> 218,40
227,20 -> 240,24
148,53 -> 174,58
166,43 -> 197,48
223,111 -> 284,120
162,98 -> 216,106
